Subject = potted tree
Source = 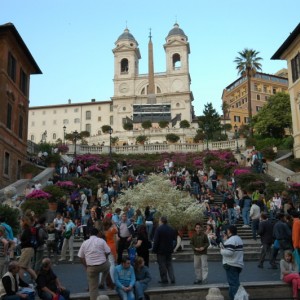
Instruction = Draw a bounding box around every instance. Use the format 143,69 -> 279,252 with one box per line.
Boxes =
43,185 -> 66,211
22,190 -> 51,217
21,163 -> 40,179
45,153 -> 61,167
136,135 -> 148,145
166,133 -> 180,144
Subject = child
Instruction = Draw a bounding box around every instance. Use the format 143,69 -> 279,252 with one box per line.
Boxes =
280,250 -> 300,300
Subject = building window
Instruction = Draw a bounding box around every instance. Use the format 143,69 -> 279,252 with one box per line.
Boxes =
98,116 -> 102,121
42,121 -> 46,126
254,84 -> 258,91
265,96 -> 269,100
7,103 -> 12,129
19,68 -> 28,96
74,108 -> 79,112
43,111 -> 46,115
18,115 -> 23,139
123,107 -> 126,111
234,116 -> 241,122
257,95 -> 261,100
244,117 -> 249,123
172,53 -> 181,70
256,106 -> 262,112
53,133 -> 56,140
110,104 -> 113,112
86,124 -> 91,133
110,116 -> 113,125
7,52 -> 16,82
17,160 -> 21,180
291,53 -> 300,83
4,152 -> 10,175
176,103 -> 180,107
53,120 -> 57,125
64,109 -> 68,113
32,111 -> 35,115
63,119 -> 69,124
273,88 -> 277,94
74,118 -> 80,123
98,106 -> 101,111
86,111 -> 91,120
53,110 -> 56,114
121,58 -> 129,74
263,85 -> 267,93
31,135 -> 34,141
31,121 -> 35,126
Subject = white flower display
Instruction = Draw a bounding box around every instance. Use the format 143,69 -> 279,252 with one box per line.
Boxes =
113,174 -> 205,228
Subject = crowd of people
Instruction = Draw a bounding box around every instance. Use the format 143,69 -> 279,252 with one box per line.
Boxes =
1,153 -> 300,300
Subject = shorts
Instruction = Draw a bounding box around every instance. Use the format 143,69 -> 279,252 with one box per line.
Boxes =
18,247 -> 34,269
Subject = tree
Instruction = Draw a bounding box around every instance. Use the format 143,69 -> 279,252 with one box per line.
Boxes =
111,136 -> 119,145
179,120 -> 190,128
234,48 -> 262,136
252,92 -> 291,138
65,131 -> 90,144
142,120 -> 152,130
198,102 -> 221,140
158,120 -> 169,128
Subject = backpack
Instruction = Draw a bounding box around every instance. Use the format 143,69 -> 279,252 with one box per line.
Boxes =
30,226 -> 44,249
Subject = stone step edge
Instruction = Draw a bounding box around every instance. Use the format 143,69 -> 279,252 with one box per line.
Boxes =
70,281 -> 289,299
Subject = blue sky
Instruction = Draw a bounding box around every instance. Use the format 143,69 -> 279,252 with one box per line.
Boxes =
1,0 -> 299,115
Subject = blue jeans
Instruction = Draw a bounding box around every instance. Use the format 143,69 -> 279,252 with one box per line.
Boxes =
242,207 -> 250,225
135,281 -> 148,300
227,208 -> 236,225
116,287 -> 135,300
145,221 -> 153,241
251,218 -> 260,240
224,264 -> 242,300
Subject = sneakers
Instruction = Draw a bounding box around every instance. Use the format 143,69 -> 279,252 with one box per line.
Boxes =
58,258 -> 65,261
68,259 -> 73,262
194,280 -> 202,284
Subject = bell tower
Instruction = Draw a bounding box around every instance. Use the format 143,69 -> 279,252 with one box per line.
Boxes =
164,23 -> 190,75
112,28 -> 141,97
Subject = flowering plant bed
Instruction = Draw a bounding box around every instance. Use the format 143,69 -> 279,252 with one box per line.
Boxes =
26,190 -> 51,200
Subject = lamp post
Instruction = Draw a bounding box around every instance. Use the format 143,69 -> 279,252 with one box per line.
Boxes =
109,127 -> 113,158
234,124 -> 240,153
204,124 -> 209,150
73,130 -> 79,158
63,125 -> 66,144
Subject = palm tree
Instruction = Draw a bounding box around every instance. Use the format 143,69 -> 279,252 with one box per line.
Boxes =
234,49 -> 262,136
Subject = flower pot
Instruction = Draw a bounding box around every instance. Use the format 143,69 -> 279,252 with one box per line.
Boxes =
24,173 -> 33,179
48,202 -> 58,211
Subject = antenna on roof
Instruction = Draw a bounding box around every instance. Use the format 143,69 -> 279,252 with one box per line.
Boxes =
125,20 -> 128,29
149,28 -> 152,40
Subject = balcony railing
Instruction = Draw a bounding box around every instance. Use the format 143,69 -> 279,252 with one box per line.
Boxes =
67,139 -> 245,155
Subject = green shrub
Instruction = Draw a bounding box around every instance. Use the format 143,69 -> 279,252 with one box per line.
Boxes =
179,120 -> 190,128
166,133 -> 180,143
142,120 -> 152,129
280,136 -> 293,150
265,181 -> 286,199
102,125 -> 112,133
43,185 -> 66,203
0,205 -> 20,235
21,199 -> 48,217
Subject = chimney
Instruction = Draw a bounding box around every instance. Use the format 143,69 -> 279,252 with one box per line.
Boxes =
91,99 -> 95,102
68,99 -> 71,104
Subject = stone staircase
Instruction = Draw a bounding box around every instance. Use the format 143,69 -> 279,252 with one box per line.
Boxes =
58,193 -> 263,263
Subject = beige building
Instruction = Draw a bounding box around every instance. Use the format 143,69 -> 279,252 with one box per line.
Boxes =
272,23 -> 300,157
28,23 -> 195,144
222,71 -> 288,128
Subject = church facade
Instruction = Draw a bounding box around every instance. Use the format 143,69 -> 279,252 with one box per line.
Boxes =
28,23 -> 196,145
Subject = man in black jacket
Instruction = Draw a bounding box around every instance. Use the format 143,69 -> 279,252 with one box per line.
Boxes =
257,212 -> 274,268
152,216 -> 176,284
